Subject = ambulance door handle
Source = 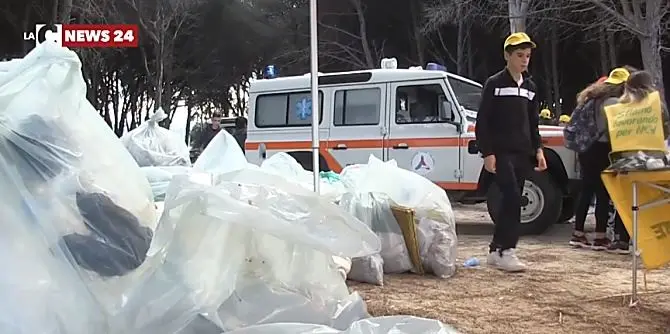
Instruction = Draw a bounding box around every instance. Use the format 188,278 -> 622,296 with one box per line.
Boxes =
393,143 -> 409,149
333,144 -> 348,150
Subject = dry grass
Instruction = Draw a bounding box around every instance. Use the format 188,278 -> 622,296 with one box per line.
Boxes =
348,206 -> 670,334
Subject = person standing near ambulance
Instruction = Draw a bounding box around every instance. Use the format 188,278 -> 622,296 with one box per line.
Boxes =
475,32 -> 547,272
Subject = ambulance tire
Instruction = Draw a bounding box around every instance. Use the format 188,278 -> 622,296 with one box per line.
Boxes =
557,196 -> 576,223
486,171 -> 562,235
286,151 -> 331,172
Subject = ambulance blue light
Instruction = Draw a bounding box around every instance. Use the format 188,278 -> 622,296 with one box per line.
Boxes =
263,65 -> 277,79
425,63 -> 447,71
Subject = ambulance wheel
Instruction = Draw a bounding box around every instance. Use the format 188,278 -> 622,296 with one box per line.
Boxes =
486,171 -> 562,235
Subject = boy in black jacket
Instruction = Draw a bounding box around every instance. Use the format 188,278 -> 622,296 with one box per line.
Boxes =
475,32 -> 547,272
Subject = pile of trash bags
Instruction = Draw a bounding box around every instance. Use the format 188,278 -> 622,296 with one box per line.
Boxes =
0,42 -> 461,333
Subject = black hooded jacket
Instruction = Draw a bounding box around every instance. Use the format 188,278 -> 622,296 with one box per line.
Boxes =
475,68 -> 542,157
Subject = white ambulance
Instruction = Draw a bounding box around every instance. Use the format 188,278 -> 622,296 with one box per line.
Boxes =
245,62 -> 581,235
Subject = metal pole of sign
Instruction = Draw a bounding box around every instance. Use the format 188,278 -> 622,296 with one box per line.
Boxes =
630,181 -> 639,306
309,0 -> 320,194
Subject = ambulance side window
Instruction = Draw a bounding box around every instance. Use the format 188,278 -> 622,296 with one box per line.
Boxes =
333,88 -> 381,126
395,84 -> 449,124
254,91 -> 324,127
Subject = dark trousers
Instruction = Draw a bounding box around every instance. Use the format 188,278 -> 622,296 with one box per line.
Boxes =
613,211 -> 630,243
574,142 -> 612,233
489,153 -> 531,252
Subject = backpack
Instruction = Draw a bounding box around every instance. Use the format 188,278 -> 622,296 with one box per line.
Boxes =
563,99 -> 604,153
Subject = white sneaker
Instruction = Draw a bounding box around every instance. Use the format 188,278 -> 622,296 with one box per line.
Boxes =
495,249 -> 527,272
486,251 -> 500,266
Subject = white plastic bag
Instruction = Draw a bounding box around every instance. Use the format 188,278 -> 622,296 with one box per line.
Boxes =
339,192 -> 401,285
193,129 -> 248,174
122,108 -> 191,167
224,315 -> 460,333
341,155 -> 457,278
0,42 -> 158,333
149,174 -> 379,333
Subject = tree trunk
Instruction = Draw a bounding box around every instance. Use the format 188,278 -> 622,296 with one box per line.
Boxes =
639,0 -> 665,93
185,101 -> 193,145
542,51 -> 551,108
466,26 -> 474,77
21,4 -> 32,54
51,0 -> 59,22
550,27 -> 561,115
639,34 -> 664,93
598,26 -> 609,74
59,0 -> 73,23
508,0 -> 530,33
456,19 -> 466,75
349,0 -> 375,68
410,1 -> 425,66
606,31 -> 617,70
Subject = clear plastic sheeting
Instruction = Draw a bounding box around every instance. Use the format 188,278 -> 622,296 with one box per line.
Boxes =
340,155 -> 457,278
160,174 -> 379,333
0,42 -> 157,333
122,108 -> 191,167
224,316 -> 460,333
140,165 -> 196,201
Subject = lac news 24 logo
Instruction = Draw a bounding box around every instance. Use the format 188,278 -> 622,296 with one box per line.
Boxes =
24,23 -> 139,48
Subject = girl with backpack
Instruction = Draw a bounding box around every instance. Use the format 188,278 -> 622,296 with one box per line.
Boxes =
606,70 -> 670,254
568,68 -> 630,250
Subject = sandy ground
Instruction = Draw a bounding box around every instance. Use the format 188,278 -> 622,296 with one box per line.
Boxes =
348,204 -> 670,334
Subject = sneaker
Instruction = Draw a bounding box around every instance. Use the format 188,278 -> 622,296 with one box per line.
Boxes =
591,238 -> 611,251
494,249 -> 527,272
606,241 -> 630,255
487,251 -> 500,266
569,234 -> 589,248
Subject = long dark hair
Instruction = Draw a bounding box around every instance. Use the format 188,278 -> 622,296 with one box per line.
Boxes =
576,82 -> 625,107
620,71 -> 655,104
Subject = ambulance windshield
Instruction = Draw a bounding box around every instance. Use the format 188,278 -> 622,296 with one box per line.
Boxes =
447,77 -> 481,122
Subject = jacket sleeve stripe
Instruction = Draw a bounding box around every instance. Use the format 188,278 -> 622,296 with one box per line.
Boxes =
494,87 -> 535,101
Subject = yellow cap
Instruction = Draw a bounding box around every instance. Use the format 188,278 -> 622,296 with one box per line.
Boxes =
504,32 -> 537,51
604,68 -> 630,85
539,109 -> 551,119
559,114 -> 571,123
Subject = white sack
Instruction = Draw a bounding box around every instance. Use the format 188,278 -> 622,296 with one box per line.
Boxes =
122,107 -> 191,167
0,42 -> 158,333
193,129 -> 248,174
340,155 -> 457,278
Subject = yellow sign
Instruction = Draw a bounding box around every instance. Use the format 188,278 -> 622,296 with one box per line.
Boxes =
602,170 -> 670,269
604,91 -> 666,153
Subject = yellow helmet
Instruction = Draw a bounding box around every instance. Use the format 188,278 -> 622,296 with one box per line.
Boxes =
539,109 -> 551,119
559,114 -> 571,123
